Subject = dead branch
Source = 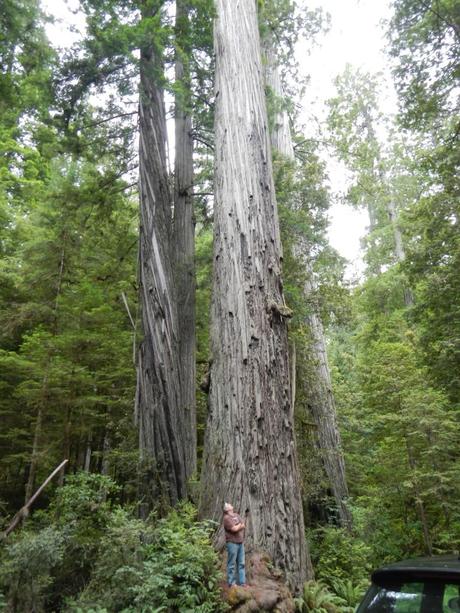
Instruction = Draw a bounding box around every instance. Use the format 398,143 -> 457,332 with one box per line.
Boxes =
2,459 -> 68,539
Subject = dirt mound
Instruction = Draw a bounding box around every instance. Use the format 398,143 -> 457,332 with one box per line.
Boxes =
221,550 -> 296,612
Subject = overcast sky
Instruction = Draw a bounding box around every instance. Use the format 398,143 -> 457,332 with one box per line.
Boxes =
301,0 -> 396,279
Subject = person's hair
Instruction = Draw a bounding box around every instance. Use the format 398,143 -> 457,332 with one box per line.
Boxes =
223,502 -> 232,512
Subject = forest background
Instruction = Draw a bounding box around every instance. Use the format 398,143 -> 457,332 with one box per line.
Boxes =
0,0 -> 458,610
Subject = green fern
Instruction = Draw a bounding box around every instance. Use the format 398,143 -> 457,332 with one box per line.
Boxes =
330,577 -> 367,610
295,580 -> 343,612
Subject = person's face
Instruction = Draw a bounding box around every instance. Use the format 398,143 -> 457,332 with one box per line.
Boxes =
228,504 -> 234,513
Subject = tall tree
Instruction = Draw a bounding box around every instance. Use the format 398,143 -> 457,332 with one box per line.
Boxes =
199,0 -> 311,588
264,44 -> 351,529
327,66 -> 414,280
174,0 -> 197,480
388,0 -> 460,404
136,0 -> 187,506
48,0 -> 214,506
388,0 -> 459,138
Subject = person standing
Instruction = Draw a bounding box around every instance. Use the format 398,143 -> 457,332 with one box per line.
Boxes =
223,502 -> 247,587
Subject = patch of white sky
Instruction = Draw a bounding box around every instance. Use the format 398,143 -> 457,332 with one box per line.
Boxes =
297,0 -> 398,280
42,0 -> 84,45
42,0 -> 398,280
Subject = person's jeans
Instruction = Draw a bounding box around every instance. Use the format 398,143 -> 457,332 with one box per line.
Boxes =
226,542 -> 245,586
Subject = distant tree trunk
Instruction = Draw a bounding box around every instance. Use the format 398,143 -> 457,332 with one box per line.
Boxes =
174,0 -> 196,480
363,107 -> 413,294
264,45 -> 352,530
302,281 -> 352,528
84,434 -> 92,471
405,436 -> 432,555
101,425 -> 111,476
25,399 -> 44,503
136,3 -> 187,506
199,0 -> 311,589
58,406 -> 72,486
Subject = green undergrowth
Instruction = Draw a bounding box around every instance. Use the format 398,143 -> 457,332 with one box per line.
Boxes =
0,472 -> 224,612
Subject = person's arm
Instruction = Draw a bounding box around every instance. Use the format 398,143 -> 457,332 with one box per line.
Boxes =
230,520 -> 245,532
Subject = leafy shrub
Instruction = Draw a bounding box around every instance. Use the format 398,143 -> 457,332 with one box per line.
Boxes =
129,504 -> 222,612
0,473 -> 122,611
0,526 -> 66,612
72,502 -> 223,612
351,497 -> 423,565
1,475 -> 224,612
309,525 -> 372,587
47,473 -> 121,606
67,508 -> 152,611
49,472 -> 120,530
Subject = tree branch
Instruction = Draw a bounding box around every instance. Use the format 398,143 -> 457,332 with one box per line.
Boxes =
84,111 -> 138,129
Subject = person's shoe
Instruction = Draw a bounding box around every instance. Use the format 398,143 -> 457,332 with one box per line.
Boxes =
228,583 -> 236,588
239,583 -> 250,588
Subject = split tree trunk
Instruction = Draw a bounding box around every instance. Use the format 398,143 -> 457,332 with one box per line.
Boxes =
136,3 -> 187,505
264,45 -> 352,530
174,0 -> 197,479
199,0 -> 310,589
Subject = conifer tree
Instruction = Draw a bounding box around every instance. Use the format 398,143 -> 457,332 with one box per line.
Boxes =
199,0 -> 310,588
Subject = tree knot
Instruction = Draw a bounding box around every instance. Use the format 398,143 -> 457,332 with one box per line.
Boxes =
267,300 -> 293,319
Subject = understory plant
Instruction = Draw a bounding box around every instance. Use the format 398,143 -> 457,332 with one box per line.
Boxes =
72,502 -> 223,612
294,580 -> 345,613
309,524 -> 372,587
0,473 -> 224,612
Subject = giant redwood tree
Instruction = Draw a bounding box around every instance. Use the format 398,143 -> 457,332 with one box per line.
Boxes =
136,1 -> 187,505
199,0 -> 310,588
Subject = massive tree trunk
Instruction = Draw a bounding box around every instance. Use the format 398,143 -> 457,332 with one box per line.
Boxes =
174,0 -> 196,479
199,0 -> 310,589
136,3 -> 187,506
264,46 -> 352,530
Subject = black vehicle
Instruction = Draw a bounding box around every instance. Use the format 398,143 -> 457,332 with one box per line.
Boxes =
356,555 -> 460,613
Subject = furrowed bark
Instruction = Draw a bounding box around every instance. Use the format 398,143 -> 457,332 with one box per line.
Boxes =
174,0 -> 197,480
200,0 -> 310,589
136,3 -> 187,505
301,279 -> 352,528
265,45 -> 352,529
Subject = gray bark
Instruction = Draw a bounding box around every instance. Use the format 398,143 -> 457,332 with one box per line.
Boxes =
101,429 -> 111,476
384,188 -> 414,306
301,279 -> 352,528
199,0 -> 310,589
136,5 -> 187,505
174,0 -> 197,479
84,435 -> 92,472
264,45 -> 352,530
